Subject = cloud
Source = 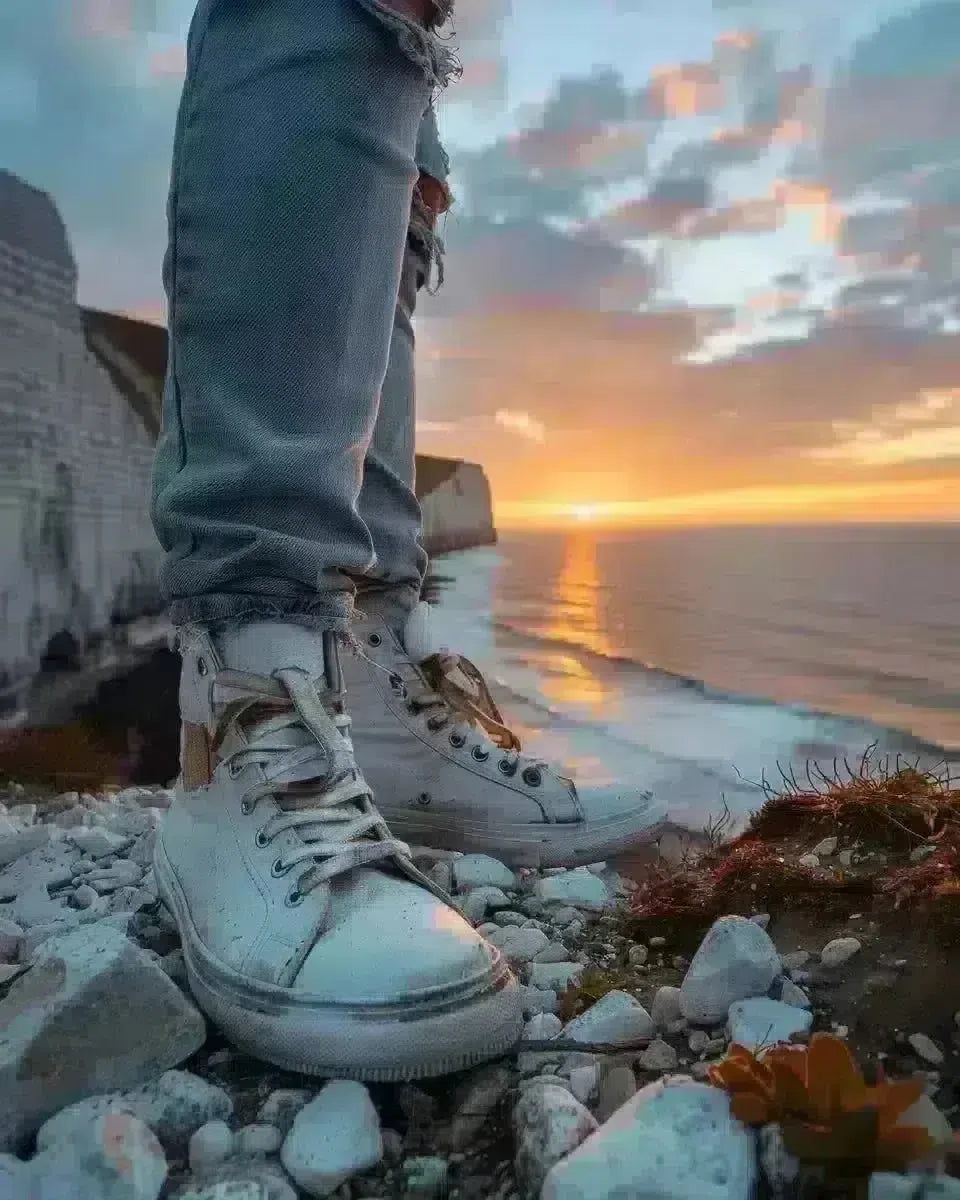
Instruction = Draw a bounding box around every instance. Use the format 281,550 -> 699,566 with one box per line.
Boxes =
494,409 -> 546,442
422,215 -> 656,315
808,387 -> 960,465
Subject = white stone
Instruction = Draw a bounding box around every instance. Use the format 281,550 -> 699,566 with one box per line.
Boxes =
522,985 -> 560,1016
595,1064 -> 638,1123
280,1080 -> 382,1198
798,853 -> 821,869
779,951 -> 810,971
461,886 -> 511,923
1,927 -> 206,1151
189,1121 -> 236,1171
758,1122 -> 799,1198
0,917 -> 24,960
651,985 -> 683,1029
0,826 -> 52,869
452,854 -> 516,892
236,1123 -> 284,1156
778,978 -> 811,1009
178,1183 -> 269,1200
529,962 -> 584,991
727,998 -> 813,1049
542,1076 -> 756,1200
513,1082 -> 598,1196
535,872 -> 611,912
812,837 -> 838,857
31,1112 -> 167,1200
562,990 -> 655,1046
39,1070 -> 233,1157
627,944 -> 648,967
488,926 -> 550,965
679,916 -> 781,1024
908,1032 -> 944,1066
66,827 -> 133,858
639,1039 -> 679,1072
256,1089 -> 313,1136
820,937 -> 862,968
535,942 -> 573,964
525,1013 -> 562,1040
749,913 -> 771,928
568,1064 -> 600,1104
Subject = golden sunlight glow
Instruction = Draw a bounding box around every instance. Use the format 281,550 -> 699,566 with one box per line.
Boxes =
496,478 -> 960,528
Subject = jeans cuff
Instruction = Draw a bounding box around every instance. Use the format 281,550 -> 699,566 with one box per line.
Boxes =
169,592 -> 353,633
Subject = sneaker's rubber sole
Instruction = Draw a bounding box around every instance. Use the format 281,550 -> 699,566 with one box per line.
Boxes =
373,807 -> 677,869
154,840 -> 524,1081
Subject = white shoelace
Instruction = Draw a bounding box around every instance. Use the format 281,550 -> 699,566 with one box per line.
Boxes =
211,666 -> 409,902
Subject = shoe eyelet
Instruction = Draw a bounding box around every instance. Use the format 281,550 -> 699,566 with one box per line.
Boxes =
416,792 -> 432,807
255,829 -> 270,848
240,798 -> 255,815
271,857 -> 290,877
197,656 -> 208,676
498,759 -> 517,777
228,760 -> 243,778
285,886 -> 304,907
368,632 -> 382,647
173,632 -> 183,652
522,766 -> 543,788
449,731 -> 466,749
471,746 -> 490,762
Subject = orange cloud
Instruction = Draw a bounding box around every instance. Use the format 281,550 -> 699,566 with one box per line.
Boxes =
773,179 -> 842,244
649,63 -> 725,119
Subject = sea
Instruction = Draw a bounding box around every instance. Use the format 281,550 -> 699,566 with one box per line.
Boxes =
426,523 -> 960,836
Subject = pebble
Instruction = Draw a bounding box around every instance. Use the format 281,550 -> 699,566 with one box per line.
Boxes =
651,985 -> 683,1029
779,951 -> 810,971
908,1032 -> 945,1066
190,1120 -> 236,1171
594,1064 -> 637,1123
812,837 -> 838,857
403,1156 -> 449,1199
31,1111 -> 168,1200
71,883 -> 99,909
689,1029 -> 710,1054
528,962 -> 584,991
513,1083 -> 598,1196
0,926 -> 206,1152
534,941 -> 572,964
798,853 -> 821,869
235,1123 -> 284,1156
453,855 -> 517,892
66,827 -> 132,858
562,990 -> 655,1046
462,887 -> 512,923
534,871 -> 611,912
522,986 -> 560,1016
627,944 -> 648,967
727,997 -> 813,1050
541,1076 -> 756,1200
0,917 -> 24,960
280,1081 -> 382,1198
638,1039 -> 679,1072
679,916 -> 781,1024
489,926 -> 550,965
492,910 -> 527,927
568,1064 -> 599,1104
524,1013 -> 562,1040
778,978 -> 811,1008
256,1089 -> 313,1136
820,937 -> 862,968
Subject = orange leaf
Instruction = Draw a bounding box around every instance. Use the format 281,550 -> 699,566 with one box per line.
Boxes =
730,1091 -> 773,1126
768,1056 -> 812,1116
806,1034 -> 866,1121
863,1078 -> 926,1132
874,1125 -> 937,1172
709,1059 -> 774,1095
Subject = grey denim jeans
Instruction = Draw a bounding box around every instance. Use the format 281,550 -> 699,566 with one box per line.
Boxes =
150,0 -> 456,633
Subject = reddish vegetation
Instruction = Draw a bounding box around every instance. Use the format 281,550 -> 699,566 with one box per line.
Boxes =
625,760 -> 960,945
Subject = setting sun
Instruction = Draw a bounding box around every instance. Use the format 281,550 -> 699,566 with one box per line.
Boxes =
570,504 -> 601,522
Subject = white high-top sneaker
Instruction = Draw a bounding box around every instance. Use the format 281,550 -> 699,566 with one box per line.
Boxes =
341,603 -> 672,868
154,619 -> 522,1081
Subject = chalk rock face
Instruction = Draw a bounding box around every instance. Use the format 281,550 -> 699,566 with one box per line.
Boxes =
541,1076 -> 757,1200
679,916 -> 781,1024
0,925 -> 206,1151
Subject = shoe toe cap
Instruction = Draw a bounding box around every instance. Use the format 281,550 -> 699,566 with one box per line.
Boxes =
295,868 -> 506,1003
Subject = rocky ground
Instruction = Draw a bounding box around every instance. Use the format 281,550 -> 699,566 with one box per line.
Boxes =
1,778 -> 960,1200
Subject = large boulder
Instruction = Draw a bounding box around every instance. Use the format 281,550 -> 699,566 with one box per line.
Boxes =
0,925 -> 206,1151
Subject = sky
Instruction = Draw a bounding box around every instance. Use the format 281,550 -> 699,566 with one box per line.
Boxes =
3,0 -> 960,525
